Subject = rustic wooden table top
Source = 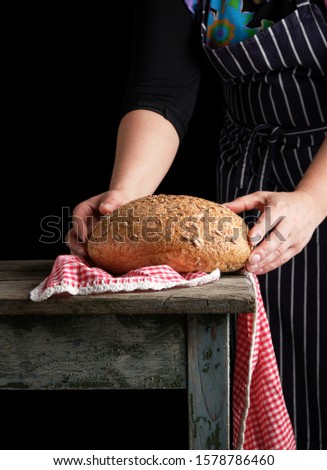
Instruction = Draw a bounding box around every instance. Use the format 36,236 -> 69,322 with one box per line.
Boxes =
0,260 -> 256,315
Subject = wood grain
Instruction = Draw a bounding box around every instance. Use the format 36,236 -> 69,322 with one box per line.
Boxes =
188,315 -> 229,450
0,314 -> 186,390
0,259 -> 256,449
0,260 -> 256,316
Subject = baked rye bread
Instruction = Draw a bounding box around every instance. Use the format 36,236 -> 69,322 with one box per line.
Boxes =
88,194 -> 251,273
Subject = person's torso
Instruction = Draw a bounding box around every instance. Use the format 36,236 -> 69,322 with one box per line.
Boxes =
189,0 -> 327,130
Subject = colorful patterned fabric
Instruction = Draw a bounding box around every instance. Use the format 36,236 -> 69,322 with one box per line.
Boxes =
186,0 -> 262,46
184,0 -> 327,47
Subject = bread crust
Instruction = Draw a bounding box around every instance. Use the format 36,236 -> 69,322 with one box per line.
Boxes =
87,194 -> 251,273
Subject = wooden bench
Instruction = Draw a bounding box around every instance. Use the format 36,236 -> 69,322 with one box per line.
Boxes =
0,260 -> 255,450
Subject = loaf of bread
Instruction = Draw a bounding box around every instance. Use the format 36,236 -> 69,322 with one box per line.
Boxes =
87,194 -> 251,273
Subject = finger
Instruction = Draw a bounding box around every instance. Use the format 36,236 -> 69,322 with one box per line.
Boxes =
248,204 -> 288,247
246,226 -> 289,273
249,246 -> 295,275
99,200 -> 119,215
99,193 -> 130,215
72,202 -> 93,242
223,191 -> 267,214
246,241 -> 287,273
250,225 -> 313,274
65,229 -> 88,257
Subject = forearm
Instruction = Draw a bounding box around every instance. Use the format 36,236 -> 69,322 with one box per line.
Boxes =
108,0 -> 200,200
109,110 -> 180,199
296,136 -> 327,220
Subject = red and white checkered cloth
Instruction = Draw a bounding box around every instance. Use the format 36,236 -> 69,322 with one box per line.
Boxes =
30,255 -> 295,449
233,275 -> 296,450
30,255 -> 221,301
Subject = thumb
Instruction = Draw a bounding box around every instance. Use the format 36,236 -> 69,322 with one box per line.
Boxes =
223,192 -> 266,214
98,190 -> 130,215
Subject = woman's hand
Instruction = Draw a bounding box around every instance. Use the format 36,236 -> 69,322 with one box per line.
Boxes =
224,190 -> 326,275
65,189 -> 132,257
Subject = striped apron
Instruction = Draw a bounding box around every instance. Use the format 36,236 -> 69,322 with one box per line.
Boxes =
200,0 -> 327,449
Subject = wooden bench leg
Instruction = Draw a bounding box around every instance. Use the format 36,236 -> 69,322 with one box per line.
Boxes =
187,314 -> 230,450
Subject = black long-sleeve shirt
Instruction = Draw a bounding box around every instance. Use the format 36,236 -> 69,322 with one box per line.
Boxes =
121,0 -> 201,140
121,0 -> 326,140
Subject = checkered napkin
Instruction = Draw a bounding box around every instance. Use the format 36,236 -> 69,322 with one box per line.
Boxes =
29,255 -> 221,301
233,274 -> 296,450
30,255 -> 295,449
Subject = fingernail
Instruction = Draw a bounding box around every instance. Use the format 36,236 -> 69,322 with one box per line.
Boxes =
75,249 -> 86,257
250,232 -> 263,246
249,253 -> 261,265
100,203 -> 114,213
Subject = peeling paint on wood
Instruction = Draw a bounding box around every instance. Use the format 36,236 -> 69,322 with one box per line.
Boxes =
206,423 -> 222,450
0,260 -> 256,450
188,315 -> 229,450
0,315 -> 186,390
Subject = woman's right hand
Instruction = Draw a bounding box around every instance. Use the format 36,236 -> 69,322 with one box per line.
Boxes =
65,189 -> 131,257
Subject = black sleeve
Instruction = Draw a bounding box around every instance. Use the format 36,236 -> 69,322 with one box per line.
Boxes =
120,0 -> 202,141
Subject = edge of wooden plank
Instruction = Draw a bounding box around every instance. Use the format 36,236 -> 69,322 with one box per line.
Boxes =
0,260 -> 53,271
0,261 -> 256,316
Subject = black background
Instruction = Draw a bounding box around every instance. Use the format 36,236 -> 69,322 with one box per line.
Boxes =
2,1 -> 222,449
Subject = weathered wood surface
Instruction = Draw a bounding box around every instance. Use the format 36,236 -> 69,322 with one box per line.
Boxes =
188,315 -> 229,450
0,314 -> 186,390
0,259 -> 53,280
0,260 -> 255,315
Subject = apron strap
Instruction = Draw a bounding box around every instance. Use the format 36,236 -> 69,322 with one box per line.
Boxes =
234,124 -> 282,191
233,116 -> 327,192
295,0 -> 311,7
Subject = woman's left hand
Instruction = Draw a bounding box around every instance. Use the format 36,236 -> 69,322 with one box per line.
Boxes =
224,190 -> 326,275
